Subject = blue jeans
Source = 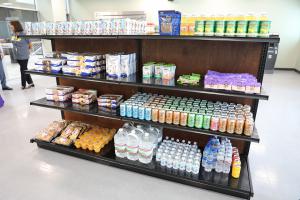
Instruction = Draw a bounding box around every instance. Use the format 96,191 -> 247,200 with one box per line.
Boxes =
0,59 -> 7,88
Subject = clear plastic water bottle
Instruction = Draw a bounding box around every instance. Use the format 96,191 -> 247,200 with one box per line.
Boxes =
173,156 -> 180,170
148,127 -> 159,155
223,155 -> 232,174
186,158 -> 193,173
167,154 -> 173,168
156,148 -> 162,162
114,128 -> 127,158
179,156 -> 186,171
139,131 -> 155,164
215,151 -> 224,173
161,152 -> 167,166
126,129 -> 140,161
205,151 -> 214,172
192,159 -> 201,174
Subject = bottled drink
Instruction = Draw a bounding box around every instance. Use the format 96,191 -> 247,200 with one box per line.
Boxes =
173,156 -> 180,170
167,155 -> 173,168
114,128 -> 127,158
138,131 -> 155,164
156,148 -> 162,162
126,130 -> 140,161
161,153 -> 167,166
215,151 -> 224,173
148,127 -> 159,155
179,156 -> 186,171
192,159 -> 200,174
186,158 -> 193,173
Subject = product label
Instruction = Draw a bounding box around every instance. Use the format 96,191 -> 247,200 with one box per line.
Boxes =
225,21 -> 236,35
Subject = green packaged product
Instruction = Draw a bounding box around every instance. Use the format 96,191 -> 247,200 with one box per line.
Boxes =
215,21 -> 225,36
187,112 -> 196,128
259,21 -> 271,37
203,113 -> 212,129
236,21 -> 248,37
195,113 -> 204,128
204,20 -> 215,36
247,20 -> 259,37
195,20 -> 205,36
225,21 -> 236,36
143,62 -> 155,78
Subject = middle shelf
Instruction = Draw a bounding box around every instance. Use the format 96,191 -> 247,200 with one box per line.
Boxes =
25,70 -> 269,100
30,98 -> 260,143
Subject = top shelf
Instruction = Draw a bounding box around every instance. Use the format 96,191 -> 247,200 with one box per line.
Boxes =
20,34 -> 280,43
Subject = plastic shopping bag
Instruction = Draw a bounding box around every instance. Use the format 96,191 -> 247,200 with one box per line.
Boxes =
0,95 -> 4,107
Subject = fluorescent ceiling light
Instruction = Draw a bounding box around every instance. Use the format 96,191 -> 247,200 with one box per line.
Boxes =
2,2 -> 13,5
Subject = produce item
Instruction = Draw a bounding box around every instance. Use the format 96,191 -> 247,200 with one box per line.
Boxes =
74,126 -> 116,153
72,89 -> 97,105
35,120 -> 69,142
53,121 -> 89,146
204,70 -> 262,94
177,73 -> 201,85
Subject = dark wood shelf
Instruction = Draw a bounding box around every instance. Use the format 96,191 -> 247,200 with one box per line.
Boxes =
30,98 -> 260,143
21,34 -> 280,43
25,70 -> 269,100
31,139 -> 253,199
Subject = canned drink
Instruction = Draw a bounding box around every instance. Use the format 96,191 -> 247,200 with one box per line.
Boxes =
195,113 -> 203,128
210,115 -> 220,131
180,112 -> 188,126
187,112 -> 196,128
235,115 -> 244,134
203,113 -> 212,129
152,107 -> 159,122
219,116 -> 228,132
138,106 -> 145,120
126,103 -> 133,117
120,103 -> 126,117
159,108 -> 166,123
145,107 -> 152,121
165,109 -> 173,124
226,115 -> 236,133
132,104 -> 139,118
173,110 -> 181,125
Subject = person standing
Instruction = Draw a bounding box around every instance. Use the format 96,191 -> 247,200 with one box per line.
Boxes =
0,44 -> 12,90
10,20 -> 34,89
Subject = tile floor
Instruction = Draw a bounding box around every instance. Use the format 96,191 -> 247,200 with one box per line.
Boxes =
0,71 -> 299,200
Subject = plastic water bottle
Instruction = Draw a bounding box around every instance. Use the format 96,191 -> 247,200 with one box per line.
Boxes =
223,155 -> 232,174
192,159 -> 201,174
156,148 -> 162,162
186,158 -> 193,173
126,130 -> 140,161
173,155 -> 180,170
179,156 -> 186,171
161,153 -> 167,166
205,151 -> 214,172
114,128 -> 127,158
139,132 -> 155,164
148,127 -> 159,155
215,151 -> 224,173
167,155 -> 173,168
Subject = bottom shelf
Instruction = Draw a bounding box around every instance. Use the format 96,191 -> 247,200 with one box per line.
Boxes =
31,139 -> 253,199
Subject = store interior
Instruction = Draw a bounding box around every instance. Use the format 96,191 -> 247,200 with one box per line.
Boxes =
0,1 -> 300,200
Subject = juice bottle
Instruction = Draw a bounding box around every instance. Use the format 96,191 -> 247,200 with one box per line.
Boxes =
225,14 -> 236,36
247,13 -> 259,37
236,14 -> 247,37
180,15 -> 188,35
204,15 -> 215,36
194,15 -> 205,36
259,13 -> 271,37
215,15 -> 225,36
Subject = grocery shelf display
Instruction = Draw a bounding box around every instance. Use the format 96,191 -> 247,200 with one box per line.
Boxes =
23,33 -> 278,199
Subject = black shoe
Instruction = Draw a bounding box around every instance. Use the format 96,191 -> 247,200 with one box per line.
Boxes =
21,86 -> 26,90
2,86 -> 13,90
28,83 -> 35,88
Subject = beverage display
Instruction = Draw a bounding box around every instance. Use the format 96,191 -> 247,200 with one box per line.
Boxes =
202,137 -> 236,174
156,137 -> 202,174
122,93 -> 255,136
114,123 -> 162,163
74,126 -> 116,153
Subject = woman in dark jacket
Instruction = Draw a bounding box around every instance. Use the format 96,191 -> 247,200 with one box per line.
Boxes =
10,20 -> 34,89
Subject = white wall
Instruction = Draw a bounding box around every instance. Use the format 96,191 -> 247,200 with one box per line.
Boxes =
35,0 -> 54,21
67,0 -> 300,69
